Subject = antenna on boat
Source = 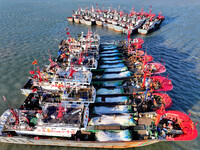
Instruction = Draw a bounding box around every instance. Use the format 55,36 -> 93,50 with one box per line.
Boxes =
127,26 -> 131,54
31,59 -> 37,73
96,3 -> 98,12
48,49 -> 53,68
43,55 -> 46,66
142,72 -> 147,88
57,103 -> 64,119
36,66 -> 43,82
149,5 -> 152,15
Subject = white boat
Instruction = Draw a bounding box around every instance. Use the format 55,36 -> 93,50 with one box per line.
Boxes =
74,17 -> 80,23
102,21 -> 108,27
85,20 -> 92,26
138,19 -> 162,35
0,103 -> 89,138
114,25 -> 123,32
96,20 -> 102,26
67,17 -> 74,22
107,23 -> 114,29
34,68 -> 92,91
80,18 -> 86,24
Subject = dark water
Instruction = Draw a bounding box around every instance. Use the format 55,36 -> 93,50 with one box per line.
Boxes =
0,0 -> 199,149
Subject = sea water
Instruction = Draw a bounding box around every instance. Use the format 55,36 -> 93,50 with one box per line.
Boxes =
0,0 -> 200,150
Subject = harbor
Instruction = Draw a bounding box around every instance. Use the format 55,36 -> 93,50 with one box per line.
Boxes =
67,5 -> 164,35
0,30 -> 197,148
0,0 -> 200,150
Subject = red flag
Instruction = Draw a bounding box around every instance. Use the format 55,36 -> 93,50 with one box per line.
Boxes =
32,88 -> 38,93
32,59 -> 37,65
30,71 -> 35,74
2,95 -> 6,101
67,32 -> 70,35
33,75 -> 38,79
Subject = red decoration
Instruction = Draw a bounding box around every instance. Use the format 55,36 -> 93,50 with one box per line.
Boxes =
30,71 -> 35,74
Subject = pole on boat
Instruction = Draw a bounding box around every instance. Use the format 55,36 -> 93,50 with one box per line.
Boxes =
142,72 -> 146,88
155,104 -> 165,126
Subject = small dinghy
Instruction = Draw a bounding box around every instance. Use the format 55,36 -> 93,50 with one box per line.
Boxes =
97,88 -> 124,95
92,105 -> 134,114
152,92 -> 172,109
102,45 -> 117,50
101,56 -> 121,61
95,96 -> 129,103
102,80 -> 123,86
100,49 -> 119,54
104,67 -> 128,73
102,71 -> 132,79
95,130 -> 132,141
99,63 -> 126,69
150,76 -> 173,91
102,60 -> 123,64
100,53 -> 123,57
88,114 -> 137,126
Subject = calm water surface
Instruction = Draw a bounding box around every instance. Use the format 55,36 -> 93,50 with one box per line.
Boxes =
0,0 -> 200,150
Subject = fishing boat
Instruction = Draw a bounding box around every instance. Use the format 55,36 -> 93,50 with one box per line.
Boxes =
85,19 -> 92,25
95,91 -> 172,111
80,17 -> 86,24
138,18 -> 161,35
96,20 -> 103,26
138,13 -> 165,35
21,67 -> 92,96
0,103 -> 89,138
128,62 -> 166,75
68,6 -> 165,35
0,36 -> 197,148
0,109 -> 196,148
74,16 -> 80,24
20,85 -> 96,108
114,25 -> 123,32
67,17 -> 74,22
107,23 -> 114,29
